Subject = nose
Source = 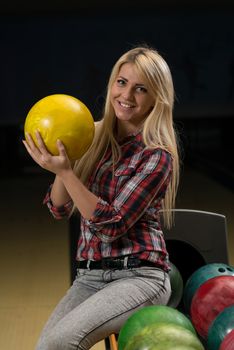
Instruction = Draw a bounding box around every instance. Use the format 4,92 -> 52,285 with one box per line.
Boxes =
122,86 -> 134,101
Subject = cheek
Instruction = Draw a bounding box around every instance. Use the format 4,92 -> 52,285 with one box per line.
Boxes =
110,96 -> 116,111
147,95 -> 155,108
140,98 -> 155,113
110,87 -> 117,104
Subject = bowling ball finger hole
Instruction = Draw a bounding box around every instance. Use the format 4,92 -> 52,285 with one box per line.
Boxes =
217,267 -> 234,273
218,268 -> 226,273
227,267 -> 234,272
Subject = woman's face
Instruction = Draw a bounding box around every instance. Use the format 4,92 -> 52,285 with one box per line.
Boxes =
110,62 -> 155,134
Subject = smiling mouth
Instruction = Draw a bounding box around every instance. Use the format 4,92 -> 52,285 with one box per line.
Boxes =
119,101 -> 135,108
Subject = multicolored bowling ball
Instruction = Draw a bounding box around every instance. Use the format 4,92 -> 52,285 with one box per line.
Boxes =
24,94 -> 95,160
190,275 -> 234,339
118,305 -> 196,350
124,323 -> 205,350
183,263 -> 234,314
168,262 -> 184,308
207,305 -> 234,350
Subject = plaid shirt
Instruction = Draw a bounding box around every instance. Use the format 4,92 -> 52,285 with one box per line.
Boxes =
44,132 -> 172,271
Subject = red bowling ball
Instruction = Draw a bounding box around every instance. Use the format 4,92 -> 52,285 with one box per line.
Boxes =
190,275 -> 234,339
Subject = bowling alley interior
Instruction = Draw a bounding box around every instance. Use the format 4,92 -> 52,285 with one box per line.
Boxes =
1,1 -> 234,349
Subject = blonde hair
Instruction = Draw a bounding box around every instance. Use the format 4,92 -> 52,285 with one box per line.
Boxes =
74,46 -> 180,228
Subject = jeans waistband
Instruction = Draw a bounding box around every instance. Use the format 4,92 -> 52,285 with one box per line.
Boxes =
77,257 -> 157,270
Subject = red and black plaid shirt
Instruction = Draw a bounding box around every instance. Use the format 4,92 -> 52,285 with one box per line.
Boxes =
44,132 -> 172,271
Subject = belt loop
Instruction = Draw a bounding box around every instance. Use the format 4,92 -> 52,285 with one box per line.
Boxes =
87,260 -> 91,270
123,256 -> 128,269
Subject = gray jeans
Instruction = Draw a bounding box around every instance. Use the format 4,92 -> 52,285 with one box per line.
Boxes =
36,266 -> 171,350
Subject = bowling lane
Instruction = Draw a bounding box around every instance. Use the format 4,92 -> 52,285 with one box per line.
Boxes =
0,172 -> 105,350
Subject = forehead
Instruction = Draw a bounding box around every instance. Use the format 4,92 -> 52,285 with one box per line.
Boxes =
118,63 -> 146,85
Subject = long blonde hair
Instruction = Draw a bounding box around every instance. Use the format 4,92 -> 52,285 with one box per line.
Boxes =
74,46 -> 180,228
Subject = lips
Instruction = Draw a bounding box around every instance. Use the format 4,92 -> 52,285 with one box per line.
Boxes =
118,101 -> 135,109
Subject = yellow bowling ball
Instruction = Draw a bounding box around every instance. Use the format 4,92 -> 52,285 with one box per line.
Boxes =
24,94 -> 95,160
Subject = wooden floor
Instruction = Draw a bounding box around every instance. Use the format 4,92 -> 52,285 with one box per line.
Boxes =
0,166 -> 233,350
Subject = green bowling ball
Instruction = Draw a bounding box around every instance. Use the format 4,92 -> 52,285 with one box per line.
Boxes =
118,305 -> 196,350
168,262 -> 184,308
124,323 -> 205,350
207,305 -> 234,350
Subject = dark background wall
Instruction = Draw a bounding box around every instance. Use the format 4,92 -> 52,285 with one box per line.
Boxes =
0,1 -> 233,189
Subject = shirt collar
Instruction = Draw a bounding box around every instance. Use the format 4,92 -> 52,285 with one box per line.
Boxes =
118,129 -> 143,146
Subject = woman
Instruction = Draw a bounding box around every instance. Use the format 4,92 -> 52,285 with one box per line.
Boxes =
23,46 -> 180,350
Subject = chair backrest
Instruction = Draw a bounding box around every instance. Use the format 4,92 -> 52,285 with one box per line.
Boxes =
161,209 -> 229,283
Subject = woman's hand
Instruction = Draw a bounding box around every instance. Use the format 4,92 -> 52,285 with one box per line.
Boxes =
23,130 -> 99,219
22,131 -> 72,176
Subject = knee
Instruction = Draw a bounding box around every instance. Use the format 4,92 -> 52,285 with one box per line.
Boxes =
36,331 -> 71,350
37,330 -> 87,350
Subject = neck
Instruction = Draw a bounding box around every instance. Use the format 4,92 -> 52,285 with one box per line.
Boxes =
116,120 -> 143,141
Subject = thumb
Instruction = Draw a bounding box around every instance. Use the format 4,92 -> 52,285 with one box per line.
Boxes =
56,139 -> 67,156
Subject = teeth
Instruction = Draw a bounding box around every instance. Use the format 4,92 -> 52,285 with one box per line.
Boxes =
120,102 -> 133,108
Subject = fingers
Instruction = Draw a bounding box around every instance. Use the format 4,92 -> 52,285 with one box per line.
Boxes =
23,132 -> 39,156
23,131 -> 48,163
35,130 -> 49,154
22,133 -> 52,171
22,139 -> 31,154
22,138 -> 41,164
25,132 -> 37,149
22,134 -> 71,175
24,131 -> 49,155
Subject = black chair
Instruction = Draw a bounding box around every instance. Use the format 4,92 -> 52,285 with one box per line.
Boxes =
161,209 -> 229,284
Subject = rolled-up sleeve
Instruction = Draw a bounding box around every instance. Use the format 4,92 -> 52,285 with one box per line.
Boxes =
43,185 -> 73,219
85,149 -> 172,243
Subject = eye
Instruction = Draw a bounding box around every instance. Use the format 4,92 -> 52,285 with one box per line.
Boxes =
116,78 -> 126,86
136,86 -> 147,93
